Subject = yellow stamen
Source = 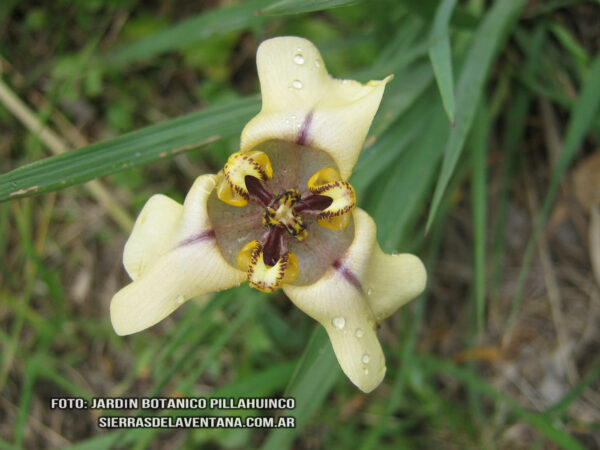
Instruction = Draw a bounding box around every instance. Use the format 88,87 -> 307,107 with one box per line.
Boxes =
236,240 -> 298,292
307,167 -> 356,230
236,240 -> 258,272
307,167 -> 341,187
216,172 -> 247,207
317,212 -> 352,230
218,151 -> 273,207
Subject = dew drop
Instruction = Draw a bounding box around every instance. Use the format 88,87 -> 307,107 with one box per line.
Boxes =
314,59 -> 321,68
291,79 -> 303,89
332,316 -> 346,330
175,294 -> 184,305
293,54 -> 304,65
362,353 -> 370,364
355,328 -> 364,339
367,287 -> 373,296
363,368 -> 370,375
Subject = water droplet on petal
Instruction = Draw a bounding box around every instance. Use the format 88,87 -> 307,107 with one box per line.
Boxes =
292,79 -> 303,89
332,316 -> 346,330
363,368 -> 369,375
293,54 -> 304,65
355,328 -> 364,339
367,287 -> 373,296
175,295 -> 184,305
314,59 -> 321,68
362,353 -> 370,364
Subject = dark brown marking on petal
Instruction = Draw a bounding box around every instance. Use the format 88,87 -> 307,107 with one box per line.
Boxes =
246,175 -> 274,207
332,259 -> 362,292
176,229 -> 215,247
263,226 -> 285,266
293,194 -> 333,215
296,111 -> 314,146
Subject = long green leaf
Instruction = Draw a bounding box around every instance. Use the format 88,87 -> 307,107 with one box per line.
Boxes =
420,355 -> 584,450
262,0 -> 362,15
104,0 -> 273,67
261,326 -> 340,450
428,0 -> 457,125
397,0 -> 478,29
0,97 -> 260,203
546,356 -> 600,416
360,198 -> 449,450
352,87 -> 437,193
507,54 -> 600,332
425,0 -> 526,232
372,103 -> 447,251
102,0 -> 369,67
470,104 -> 489,335
490,26 -> 543,298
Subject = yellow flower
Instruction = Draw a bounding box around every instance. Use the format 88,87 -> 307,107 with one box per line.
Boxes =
110,36 -> 426,393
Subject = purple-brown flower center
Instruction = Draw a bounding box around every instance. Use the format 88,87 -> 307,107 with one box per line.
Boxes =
243,174 -> 333,265
207,140 -> 355,287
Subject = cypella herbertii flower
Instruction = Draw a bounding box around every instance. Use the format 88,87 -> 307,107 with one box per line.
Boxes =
110,36 -> 426,393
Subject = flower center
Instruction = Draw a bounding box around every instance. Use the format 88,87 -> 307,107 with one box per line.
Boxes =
207,142 -> 357,292
263,189 -> 307,240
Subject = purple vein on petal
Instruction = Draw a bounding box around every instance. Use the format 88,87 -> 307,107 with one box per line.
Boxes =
296,111 -> 314,146
176,229 -> 215,247
332,259 -> 362,292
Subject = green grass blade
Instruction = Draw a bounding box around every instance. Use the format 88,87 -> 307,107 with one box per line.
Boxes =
262,0 -> 362,15
546,356 -> 600,416
102,0 -> 367,67
103,0 -> 273,67
420,355 -> 585,450
352,88 -> 437,193
469,104 -> 489,336
507,54 -> 600,335
360,201 -> 449,449
14,356 -> 38,448
490,26 -> 543,298
425,0 -> 526,232
397,0 -> 479,29
0,97 -> 259,203
549,22 -> 589,65
260,325 -> 341,450
428,0 -> 457,125
372,103 -> 448,251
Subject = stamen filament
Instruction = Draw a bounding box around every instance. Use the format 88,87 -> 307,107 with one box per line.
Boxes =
263,226 -> 285,266
246,175 -> 275,207
293,194 -> 333,215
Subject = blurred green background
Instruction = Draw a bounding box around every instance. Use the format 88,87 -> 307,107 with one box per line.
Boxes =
1,0 -> 600,448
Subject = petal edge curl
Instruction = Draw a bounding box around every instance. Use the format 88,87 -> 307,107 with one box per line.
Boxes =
123,194 -> 182,280
283,208 -> 426,391
241,36 -> 391,180
111,175 -> 246,336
